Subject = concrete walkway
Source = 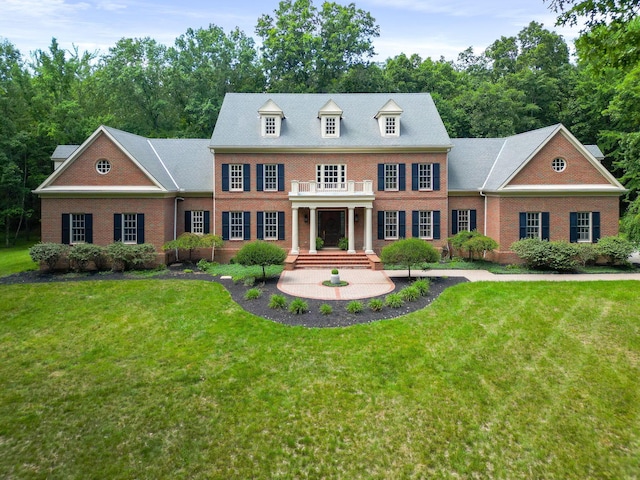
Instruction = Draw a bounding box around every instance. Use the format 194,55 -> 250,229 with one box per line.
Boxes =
278,268 -> 640,301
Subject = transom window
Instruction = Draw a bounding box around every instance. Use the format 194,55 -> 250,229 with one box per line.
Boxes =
264,164 -> 277,191
316,164 -> 346,190
230,212 -> 244,240
526,212 -> 541,239
191,210 -> 205,235
122,213 -> 137,244
577,212 -> 591,242
552,157 -> 566,172
418,211 -> 433,239
71,213 -> 85,244
230,164 -> 244,191
384,164 -> 399,190
96,159 -> 111,174
264,116 -> 277,136
457,209 -> 470,232
385,211 -> 398,239
418,164 -> 433,190
264,212 -> 278,240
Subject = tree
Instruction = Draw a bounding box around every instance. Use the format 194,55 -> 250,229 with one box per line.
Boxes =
234,241 -> 287,280
163,233 -> 223,262
380,238 -> 439,279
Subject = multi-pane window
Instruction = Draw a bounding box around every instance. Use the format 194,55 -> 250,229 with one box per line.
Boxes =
264,116 -> 276,136
264,164 -> 277,191
230,164 -> 243,191
384,164 -> 398,190
552,157 -> 566,172
385,211 -> 398,239
264,212 -> 278,240
191,210 -> 205,234
385,117 -> 397,135
122,213 -> 137,244
230,212 -> 244,240
71,213 -> 85,244
418,164 -> 432,190
577,212 -> 591,242
96,159 -> 111,175
526,212 -> 541,239
324,117 -> 337,136
457,209 -> 470,232
418,211 -> 433,239
316,164 -> 346,190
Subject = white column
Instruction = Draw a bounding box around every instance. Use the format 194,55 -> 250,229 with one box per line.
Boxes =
365,206 -> 374,254
309,207 -> 317,254
347,207 -> 356,254
291,207 -> 299,254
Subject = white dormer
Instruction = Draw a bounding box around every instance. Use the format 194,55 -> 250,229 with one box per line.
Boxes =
375,99 -> 403,137
318,99 -> 343,138
258,99 -> 285,138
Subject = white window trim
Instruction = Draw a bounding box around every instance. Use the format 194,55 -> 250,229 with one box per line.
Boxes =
122,213 -> 137,244
264,164 -> 278,192
71,213 -> 86,244
321,115 -> 340,138
457,209 -> 470,233
316,164 -> 346,190
261,115 -> 281,137
385,211 -> 398,240
96,159 -> 111,175
264,211 -> 278,240
418,211 -> 433,240
577,212 -> 592,243
230,164 -> 244,192
230,212 -> 244,241
526,212 -> 542,240
418,163 -> 433,191
191,210 -> 205,235
379,115 -> 400,137
384,164 -> 399,191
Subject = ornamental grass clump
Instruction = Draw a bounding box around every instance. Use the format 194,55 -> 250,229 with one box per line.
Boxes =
367,298 -> 384,312
288,298 -> 308,314
244,288 -> 262,300
346,300 -> 364,314
268,294 -> 287,310
412,278 -> 430,296
319,304 -> 333,315
399,285 -> 420,302
385,293 -> 404,308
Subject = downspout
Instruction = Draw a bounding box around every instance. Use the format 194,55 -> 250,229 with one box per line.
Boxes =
211,148 -> 216,261
174,194 -> 184,261
480,189 -> 488,259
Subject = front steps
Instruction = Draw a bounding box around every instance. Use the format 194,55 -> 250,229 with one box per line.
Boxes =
286,250 -> 382,270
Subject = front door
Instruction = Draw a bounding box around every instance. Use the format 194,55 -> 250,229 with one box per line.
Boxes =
318,210 -> 345,247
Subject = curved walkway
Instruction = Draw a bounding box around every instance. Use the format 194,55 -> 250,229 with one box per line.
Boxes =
278,268 -> 640,301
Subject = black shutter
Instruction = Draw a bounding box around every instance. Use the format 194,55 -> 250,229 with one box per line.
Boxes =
277,164 -> 285,192
243,164 -> 250,192
136,214 -> 145,244
85,214 -> 93,244
541,212 -> 550,241
451,210 -> 458,235
412,163 -> 419,191
243,211 -> 250,240
257,164 -> 264,192
377,211 -> 384,239
221,164 -> 229,191
433,211 -> 441,240
519,213 -> 527,239
185,211 -> 192,233
399,211 -> 406,238
378,164 -> 384,191
470,210 -> 477,231
257,211 -> 264,240
433,163 -> 440,191
569,212 -> 578,243
62,214 -> 70,244
412,210 -> 419,237
222,212 -> 229,240
399,164 -> 406,191
204,211 -> 210,234
278,211 -> 285,240
592,212 -> 600,242
114,214 -> 122,242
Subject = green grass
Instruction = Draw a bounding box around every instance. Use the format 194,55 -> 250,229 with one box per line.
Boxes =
202,262 -> 284,282
1,279 -> 639,478
0,239 -> 38,277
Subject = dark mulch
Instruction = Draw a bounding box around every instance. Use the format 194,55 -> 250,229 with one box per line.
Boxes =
0,268 -> 467,328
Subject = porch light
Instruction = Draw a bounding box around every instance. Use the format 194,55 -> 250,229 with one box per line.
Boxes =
304,214 -> 309,223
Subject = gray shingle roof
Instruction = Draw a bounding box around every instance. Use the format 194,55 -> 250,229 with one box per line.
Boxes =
51,145 -> 79,160
210,93 -> 452,149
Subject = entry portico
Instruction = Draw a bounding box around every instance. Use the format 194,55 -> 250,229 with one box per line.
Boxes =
289,180 -> 375,254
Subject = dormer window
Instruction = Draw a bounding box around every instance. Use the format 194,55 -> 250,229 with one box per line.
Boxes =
375,99 -> 403,138
258,99 -> 284,138
318,99 -> 343,138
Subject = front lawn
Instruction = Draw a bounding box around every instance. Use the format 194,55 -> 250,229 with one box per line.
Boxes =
0,239 -> 38,277
1,280 -> 639,478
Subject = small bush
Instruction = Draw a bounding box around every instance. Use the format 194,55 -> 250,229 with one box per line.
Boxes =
346,300 -> 364,314
268,294 -> 288,309
68,243 -> 104,272
385,293 -> 404,308
576,243 -> 599,267
243,276 -> 256,287
29,243 -> 70,271
105,242 -> 157,272
197,258 -> 212,271
412,278 -> 430,296
596,236 -> 636,265
289,298 -> 308,314
337,237 -> 349,250
244,288 -> 262,300
331,268 -> 339,275
234,241 -> 287,280
320,304 -> 333,315
368,298 -> 384,312
511,238 -> 580,272
316,237 -> 324,250
399,285 -> 420,302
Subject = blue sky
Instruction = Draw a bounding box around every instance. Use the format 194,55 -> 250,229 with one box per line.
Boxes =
1,0 -> 580,61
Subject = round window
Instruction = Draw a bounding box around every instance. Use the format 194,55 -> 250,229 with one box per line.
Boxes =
551,157 -> 566,172
96,159 -> 111,174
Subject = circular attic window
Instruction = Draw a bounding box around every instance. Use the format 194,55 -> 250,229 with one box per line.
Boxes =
96,159 -> 111,174
551,157 -> 566,172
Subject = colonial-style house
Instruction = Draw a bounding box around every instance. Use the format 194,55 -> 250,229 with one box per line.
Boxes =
35,93 -> 626,267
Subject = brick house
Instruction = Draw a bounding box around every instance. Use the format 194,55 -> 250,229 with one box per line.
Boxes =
35,93 -> 626,266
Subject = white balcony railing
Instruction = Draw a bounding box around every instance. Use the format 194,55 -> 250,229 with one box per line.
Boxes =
290,180 -> 373,195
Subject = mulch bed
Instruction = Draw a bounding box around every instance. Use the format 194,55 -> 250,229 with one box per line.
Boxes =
0,268 -> 467,328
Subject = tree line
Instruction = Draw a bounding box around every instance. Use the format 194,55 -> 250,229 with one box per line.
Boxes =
1,0 -> 638,245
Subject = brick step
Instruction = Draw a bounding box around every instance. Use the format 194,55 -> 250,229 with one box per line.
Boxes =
295,252 -> 371,269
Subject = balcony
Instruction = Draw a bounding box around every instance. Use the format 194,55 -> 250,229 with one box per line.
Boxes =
290,180 -> 373,196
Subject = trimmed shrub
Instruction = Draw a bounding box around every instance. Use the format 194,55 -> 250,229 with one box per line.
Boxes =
234,241 -> 287,280
105,242 -> 157,272
412,278 -> 430,296
289,298 -> 308,314
449,230 -> 498,260
346,300 -> 364,314
268,294 -> 288,309
244,288 -> 262,300
320,304 -> 333,315
68,243 -> 104,272
510,238 -> 579,272
596,236 -> 636,265
368,298 -> 384,312
399,285 -> 420,302
29,243 -> 70,271
576,243 -> 599,267
385,293 -> 404,308
381,238 -> 439,278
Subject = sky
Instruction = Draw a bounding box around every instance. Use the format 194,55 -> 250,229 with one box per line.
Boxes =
1,0 -> 582,62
